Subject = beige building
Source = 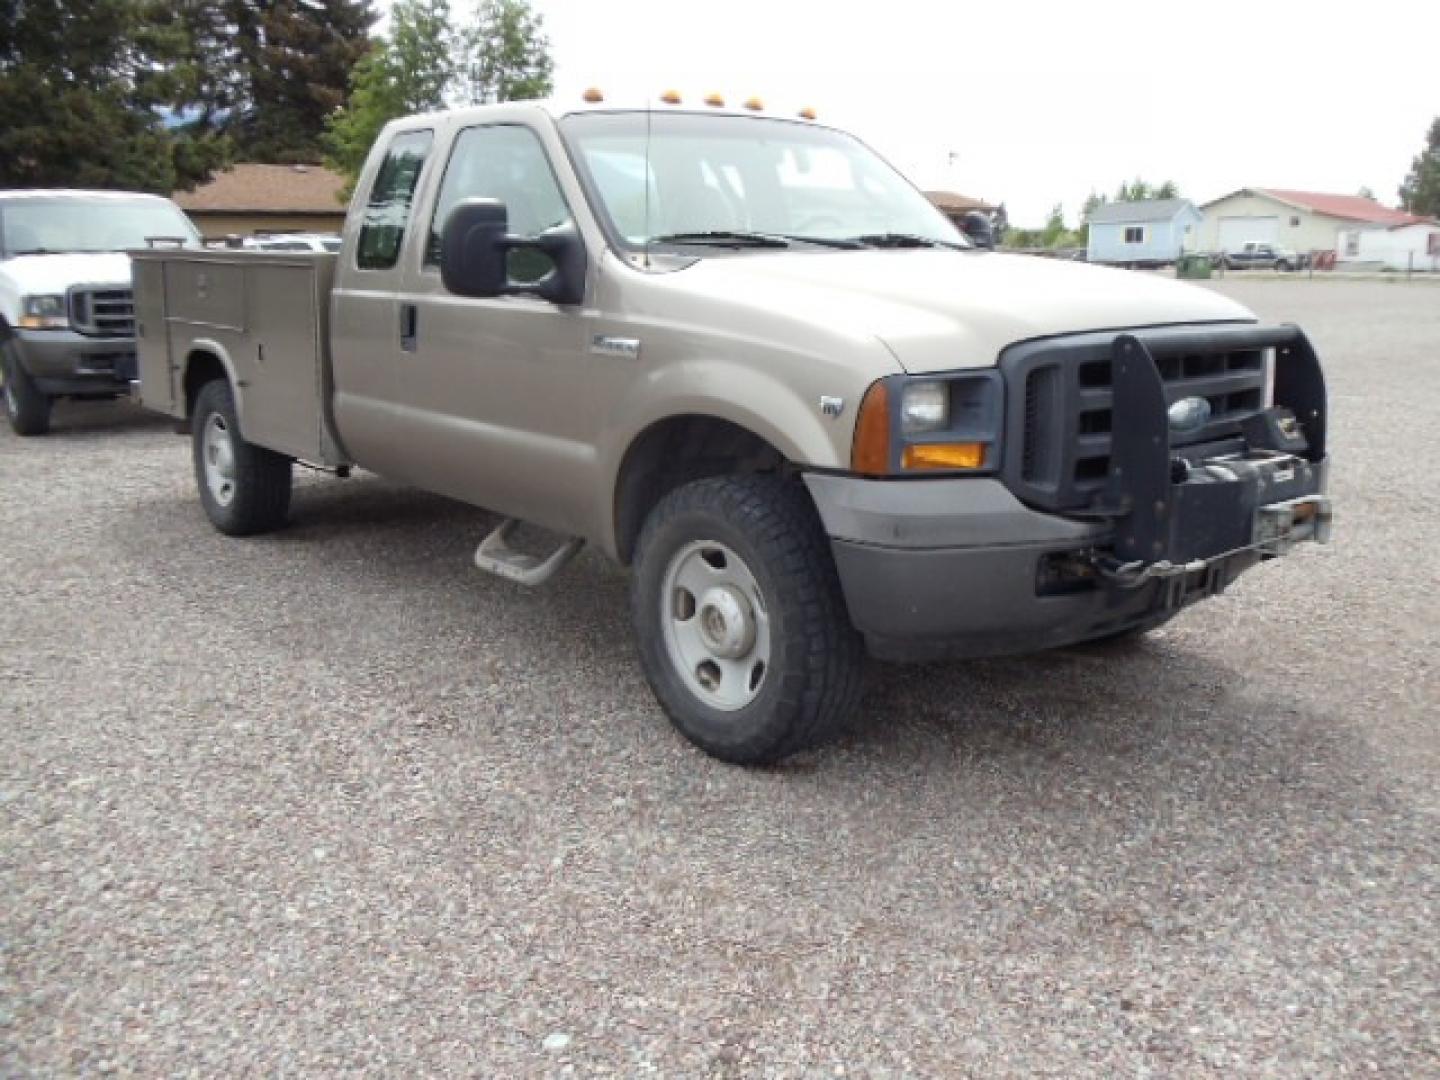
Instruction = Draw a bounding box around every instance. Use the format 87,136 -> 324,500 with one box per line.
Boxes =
174,163 -> 348,240
1196,188 -> 1424,257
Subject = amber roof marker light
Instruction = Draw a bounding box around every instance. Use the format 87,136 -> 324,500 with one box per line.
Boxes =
660,89 -> 682,105
704,92 -> 725,107
581,87 -> 604,103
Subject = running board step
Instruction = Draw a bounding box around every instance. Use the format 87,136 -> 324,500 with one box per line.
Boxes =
473,519 -> 583,586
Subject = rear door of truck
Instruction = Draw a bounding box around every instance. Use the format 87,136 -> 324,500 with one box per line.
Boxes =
329,127 -> 437,467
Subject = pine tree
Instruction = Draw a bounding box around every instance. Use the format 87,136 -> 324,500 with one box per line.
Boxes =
1398,118 -> 1440,218
229,0 -> 377,163
0,0 -> 229,190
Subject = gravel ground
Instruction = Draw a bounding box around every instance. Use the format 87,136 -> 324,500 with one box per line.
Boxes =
2,280 -> 1437,1076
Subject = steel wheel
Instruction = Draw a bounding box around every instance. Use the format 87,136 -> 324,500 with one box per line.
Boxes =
202,412 -> 237,507
660,539 -> 771,711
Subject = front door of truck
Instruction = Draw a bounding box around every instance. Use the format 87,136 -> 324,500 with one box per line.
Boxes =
386,122 -> 594,533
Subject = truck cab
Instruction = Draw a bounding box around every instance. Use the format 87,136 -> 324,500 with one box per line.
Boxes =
134,98 -> 1331,765
0,190 -> 200,435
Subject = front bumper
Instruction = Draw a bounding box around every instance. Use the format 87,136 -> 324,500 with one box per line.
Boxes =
806,470 -> 1328,662
12,328 -> 137,395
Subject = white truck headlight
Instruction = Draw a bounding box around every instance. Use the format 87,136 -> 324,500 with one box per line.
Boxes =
900,380 -> 949,434
19,294 -> 68,330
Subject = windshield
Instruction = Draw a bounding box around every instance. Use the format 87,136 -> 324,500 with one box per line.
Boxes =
560,112 -> 966,250
0,198 -> 200,257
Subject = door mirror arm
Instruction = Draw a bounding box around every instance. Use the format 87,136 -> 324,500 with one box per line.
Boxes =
440,198 -> 586,306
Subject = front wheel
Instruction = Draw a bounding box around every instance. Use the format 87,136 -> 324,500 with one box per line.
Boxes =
191,379 -> 292,535
630,474 -> 864,765
2,341 -> 52,436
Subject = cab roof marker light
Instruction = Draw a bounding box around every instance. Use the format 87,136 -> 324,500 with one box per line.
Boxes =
660,89 -> 682,105
798,106 -> 817,120
582,87 -> 604,103
704,92 -> 725,107
743,96 -> 764,111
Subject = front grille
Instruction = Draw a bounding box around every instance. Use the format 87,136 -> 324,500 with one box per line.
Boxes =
1003,326 -> 1272,512
68,287 -> 135,337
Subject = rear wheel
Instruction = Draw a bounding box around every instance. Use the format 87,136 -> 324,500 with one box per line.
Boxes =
631,474 -> 864,765
191,379 -> 292,535
2,340 -> 52,436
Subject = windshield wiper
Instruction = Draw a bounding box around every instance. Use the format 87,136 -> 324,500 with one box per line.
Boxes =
850,233 -> 964,250
650,230 -> 791,248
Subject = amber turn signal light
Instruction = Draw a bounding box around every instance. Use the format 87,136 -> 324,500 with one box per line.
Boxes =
850,381 -> 891,476
901,442 -> 987,470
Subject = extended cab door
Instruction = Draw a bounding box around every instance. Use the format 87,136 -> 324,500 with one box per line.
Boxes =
383,121 -> 595,533
329,127 -> 435,467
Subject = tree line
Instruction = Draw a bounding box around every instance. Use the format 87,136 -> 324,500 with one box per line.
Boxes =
0,0 -> 553,193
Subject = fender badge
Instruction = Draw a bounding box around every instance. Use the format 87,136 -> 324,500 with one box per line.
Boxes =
819,396 -> 845,418
590,335 -> 641,360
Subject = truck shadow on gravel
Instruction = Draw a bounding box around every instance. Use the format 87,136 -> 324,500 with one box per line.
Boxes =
41,399 -> 173,438
124,473 -> 1344,786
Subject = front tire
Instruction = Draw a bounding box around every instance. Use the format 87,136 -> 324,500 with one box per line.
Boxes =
2,341 -> 52,436
191,379 -> 292,536
631,474 -> 864,765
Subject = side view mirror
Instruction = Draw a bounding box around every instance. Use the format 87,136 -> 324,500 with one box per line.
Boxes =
439,197 -> 586,305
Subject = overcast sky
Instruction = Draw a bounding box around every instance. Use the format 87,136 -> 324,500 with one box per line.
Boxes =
400,0 -> 1439,226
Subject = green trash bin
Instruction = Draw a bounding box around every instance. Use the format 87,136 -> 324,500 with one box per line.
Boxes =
1176,253 -> 1212,279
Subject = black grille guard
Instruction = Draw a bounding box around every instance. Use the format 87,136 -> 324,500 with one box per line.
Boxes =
1100,324 -> 1328,563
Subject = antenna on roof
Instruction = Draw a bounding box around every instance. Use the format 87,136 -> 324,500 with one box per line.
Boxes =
643,94 -> 654,270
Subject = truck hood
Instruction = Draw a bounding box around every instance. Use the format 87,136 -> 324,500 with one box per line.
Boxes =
680,249 -> 1254,373
0,252 -> 134,295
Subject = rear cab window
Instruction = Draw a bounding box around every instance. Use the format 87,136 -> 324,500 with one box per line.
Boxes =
356,129 -> 434,270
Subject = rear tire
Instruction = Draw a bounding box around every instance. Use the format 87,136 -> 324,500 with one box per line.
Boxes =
191,379 -> 292,536
2,341 -> 52,436
630,474 -> 864,765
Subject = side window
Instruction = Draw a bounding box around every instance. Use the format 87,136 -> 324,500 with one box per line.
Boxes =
427,124 -> 572,282
356,129 -> 433,270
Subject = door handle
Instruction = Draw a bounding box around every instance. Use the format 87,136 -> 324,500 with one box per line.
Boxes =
399,302 -> 418,352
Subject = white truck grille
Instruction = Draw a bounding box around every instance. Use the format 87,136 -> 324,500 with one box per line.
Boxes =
68,287 -> 136,338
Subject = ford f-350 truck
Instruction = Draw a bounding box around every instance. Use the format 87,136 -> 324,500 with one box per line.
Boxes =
132,97 -> 1331,764
1,189 -> 200,435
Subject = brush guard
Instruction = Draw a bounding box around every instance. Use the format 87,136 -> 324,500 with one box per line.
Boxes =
1090,324 -> 1330,586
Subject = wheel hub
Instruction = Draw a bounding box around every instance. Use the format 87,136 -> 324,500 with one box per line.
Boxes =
697,586 -> 756,658
660,540 -> 771,711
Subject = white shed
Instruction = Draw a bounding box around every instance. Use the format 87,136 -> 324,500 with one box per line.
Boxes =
1348,221 -> 1440,272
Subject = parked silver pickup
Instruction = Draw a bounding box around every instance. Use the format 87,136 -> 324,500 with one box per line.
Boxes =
133,96 -> 1332,764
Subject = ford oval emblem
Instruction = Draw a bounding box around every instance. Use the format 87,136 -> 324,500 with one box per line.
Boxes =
1167,396 -> 1212,433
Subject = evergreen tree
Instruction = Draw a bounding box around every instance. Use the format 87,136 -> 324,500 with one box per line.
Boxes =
0,0 -> 229,190
462,0 -> 554,105
229,0 -> 376,163
1398,118 -> 1440,218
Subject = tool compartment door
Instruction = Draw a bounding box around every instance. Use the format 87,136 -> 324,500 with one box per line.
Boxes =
238,261 -> 326,461
131,257 -> 176,416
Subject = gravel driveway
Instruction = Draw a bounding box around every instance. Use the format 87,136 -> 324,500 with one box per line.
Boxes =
2,280 -> 1436,1076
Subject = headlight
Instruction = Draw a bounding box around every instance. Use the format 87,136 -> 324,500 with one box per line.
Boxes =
900,381 -> 949,434
18,294 -> 68,330
852,371 -> 1003,475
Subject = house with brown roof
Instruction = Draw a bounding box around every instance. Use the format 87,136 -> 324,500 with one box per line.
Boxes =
1196,187 -> 1426,258
174,163 -> 349,239
923,190 -> 999,232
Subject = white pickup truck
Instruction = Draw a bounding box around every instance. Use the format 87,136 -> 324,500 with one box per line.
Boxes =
131,97 -> 1332,764
0,189 -> 200,435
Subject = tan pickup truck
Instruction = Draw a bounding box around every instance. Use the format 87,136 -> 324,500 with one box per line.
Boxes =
132,97 -> 1331,764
